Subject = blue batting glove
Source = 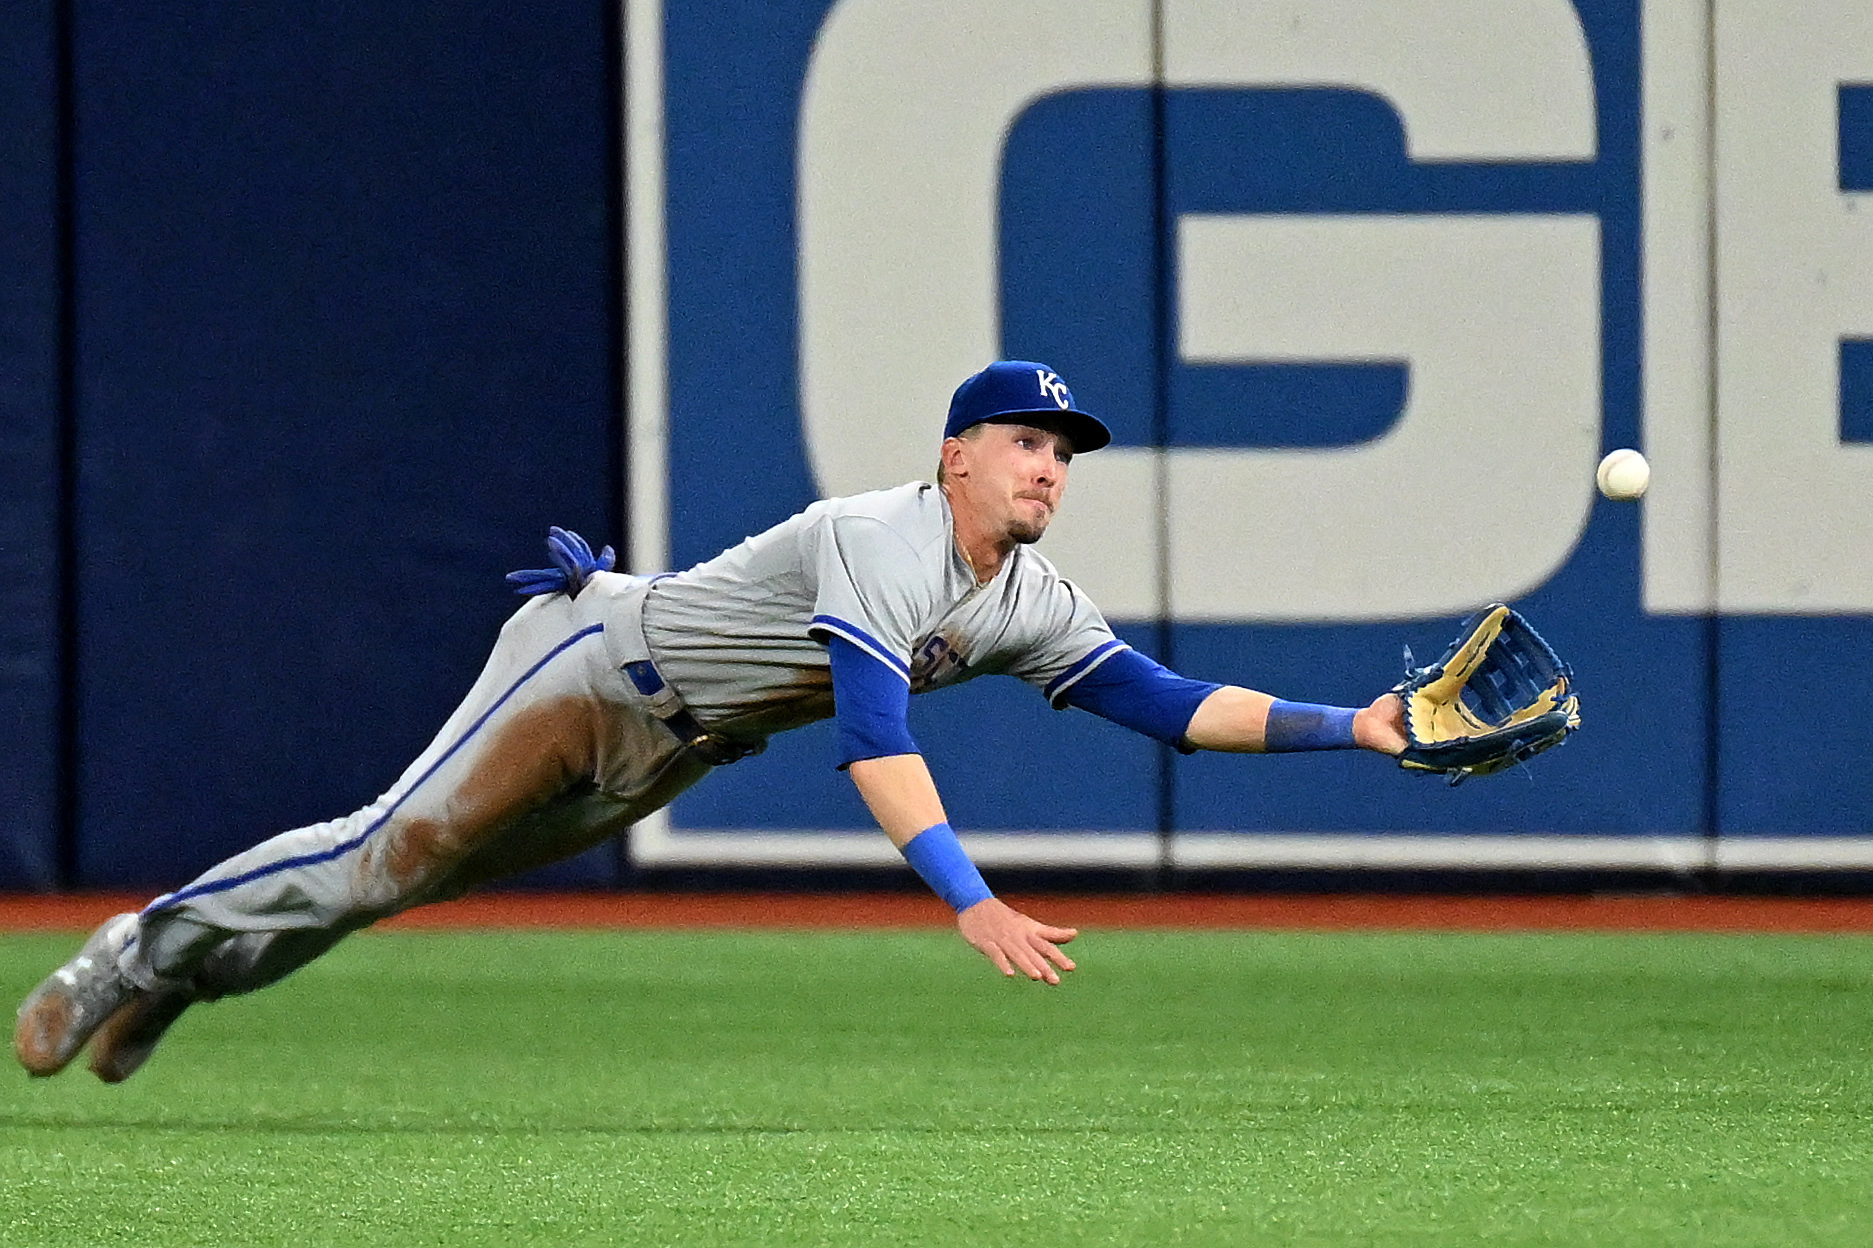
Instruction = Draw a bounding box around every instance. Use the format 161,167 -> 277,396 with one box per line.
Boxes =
505,526 -> 616,596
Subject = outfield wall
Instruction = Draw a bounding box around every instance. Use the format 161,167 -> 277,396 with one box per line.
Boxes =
2,1 -> 1871,889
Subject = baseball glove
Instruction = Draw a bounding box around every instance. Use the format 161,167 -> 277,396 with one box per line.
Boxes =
1392,604 -> 1580,785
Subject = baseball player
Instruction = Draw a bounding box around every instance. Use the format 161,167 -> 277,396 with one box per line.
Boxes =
16,360 -> 1409,1084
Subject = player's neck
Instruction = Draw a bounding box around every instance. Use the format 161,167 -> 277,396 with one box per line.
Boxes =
956,536 -> 1005,586
942,486 -> 1012,585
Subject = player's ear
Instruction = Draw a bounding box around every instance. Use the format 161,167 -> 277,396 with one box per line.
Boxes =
939,436 -> 970,479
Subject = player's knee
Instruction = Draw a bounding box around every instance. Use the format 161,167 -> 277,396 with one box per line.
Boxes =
354,816 -> 460,907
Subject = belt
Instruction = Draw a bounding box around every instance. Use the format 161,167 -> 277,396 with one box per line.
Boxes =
623,660 -> 765,767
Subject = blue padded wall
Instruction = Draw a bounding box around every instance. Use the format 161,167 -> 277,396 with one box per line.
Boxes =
0,0 -> 62,889
70,1 -> 620,888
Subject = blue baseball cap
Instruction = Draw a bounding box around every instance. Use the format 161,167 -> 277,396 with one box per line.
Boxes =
944,360 -> 1112,453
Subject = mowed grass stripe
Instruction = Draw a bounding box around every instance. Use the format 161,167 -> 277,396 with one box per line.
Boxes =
3,929 -> 1871,1246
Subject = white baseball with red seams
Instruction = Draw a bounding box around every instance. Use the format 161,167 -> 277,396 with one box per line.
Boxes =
1596,448 -> 1650,501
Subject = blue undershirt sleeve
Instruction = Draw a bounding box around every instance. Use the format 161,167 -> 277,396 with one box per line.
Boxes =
827,634 -> 919,769
1057,646 -> 1221,754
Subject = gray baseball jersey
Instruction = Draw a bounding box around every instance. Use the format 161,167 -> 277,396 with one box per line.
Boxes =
640,481 -> 1124,743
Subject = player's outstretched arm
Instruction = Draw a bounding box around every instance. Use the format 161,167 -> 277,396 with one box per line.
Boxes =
847,753 -> 1078,985
1183,686 -> 1407,755
1053,645 -> 1403,758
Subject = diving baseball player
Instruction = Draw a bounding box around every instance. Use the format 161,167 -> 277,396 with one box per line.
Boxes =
16,360 -> 1410,1083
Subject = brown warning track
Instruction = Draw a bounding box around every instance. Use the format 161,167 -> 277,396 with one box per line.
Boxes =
6,892 -> 1873,933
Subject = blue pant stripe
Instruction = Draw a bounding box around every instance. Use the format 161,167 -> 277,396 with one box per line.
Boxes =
143,623 -> 607,917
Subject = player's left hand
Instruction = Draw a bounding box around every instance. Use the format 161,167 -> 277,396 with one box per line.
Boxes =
1353,692 -> 1408,756
956,898 -> 1078,985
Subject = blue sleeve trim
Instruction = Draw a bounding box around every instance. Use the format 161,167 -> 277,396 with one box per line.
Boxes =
1058,646 -> 1221,753
1263,701 -> 1360,752
811,613 -> 910,681
901,821 -> 993,913
1043,638 -> 1128,704
828,634 -> 919,768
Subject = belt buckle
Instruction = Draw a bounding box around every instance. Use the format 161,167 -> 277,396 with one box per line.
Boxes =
691,733 -> 758,767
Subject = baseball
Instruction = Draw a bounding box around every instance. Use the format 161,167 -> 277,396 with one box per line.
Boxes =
1596,448 -> 1650,501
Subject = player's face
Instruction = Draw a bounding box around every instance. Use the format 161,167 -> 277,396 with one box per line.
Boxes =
947,421 -> 1074,545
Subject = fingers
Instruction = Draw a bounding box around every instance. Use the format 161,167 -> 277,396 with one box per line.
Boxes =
1008,939 -> 1060,985
548,526 -> 593,561
969,929 -> 1057,983
957,904 -> 1082,984
1038,938 -> 1076,974
993,928 -> 1076,984
981,942 -> 1016,978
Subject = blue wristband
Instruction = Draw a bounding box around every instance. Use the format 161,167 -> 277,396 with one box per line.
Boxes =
901,822 -> 993,913
1263,700 -> 1360,752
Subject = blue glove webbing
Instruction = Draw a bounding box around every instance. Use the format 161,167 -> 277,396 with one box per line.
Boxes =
901,821 -> 993,913
1057,645 -> 1221,754
828,635 -> 919,768
1262,700 -> 1359,752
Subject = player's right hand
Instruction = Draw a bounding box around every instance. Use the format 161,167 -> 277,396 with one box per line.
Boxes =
1353,691 -> 1408,756
956,897 -> 1078,985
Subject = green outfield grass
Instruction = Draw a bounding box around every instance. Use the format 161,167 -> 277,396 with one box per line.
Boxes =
3,925 -> 1872,1246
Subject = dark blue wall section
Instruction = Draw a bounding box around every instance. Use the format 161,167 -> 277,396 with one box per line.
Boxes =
1839,85 -> 1873,192
1719,618 -> 1873,837
0,0 -> 62,889
1842,340 -> 1873,444
70,1 -> 619,888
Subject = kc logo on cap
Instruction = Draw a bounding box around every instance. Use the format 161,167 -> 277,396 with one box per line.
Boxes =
1035,369 -> 1072,409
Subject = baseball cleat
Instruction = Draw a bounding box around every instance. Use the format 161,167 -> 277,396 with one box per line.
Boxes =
86,984 -> 196,1084
14,913 -> 140,1077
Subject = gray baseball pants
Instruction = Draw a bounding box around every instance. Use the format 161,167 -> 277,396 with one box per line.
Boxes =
120,577 -> 709,998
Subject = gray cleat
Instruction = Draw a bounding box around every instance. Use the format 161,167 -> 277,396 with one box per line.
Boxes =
14,913 -> 140,1077
86,985 -> 197,1083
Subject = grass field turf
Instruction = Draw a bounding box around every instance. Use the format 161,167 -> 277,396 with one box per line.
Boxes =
4,926 -> 1872,1246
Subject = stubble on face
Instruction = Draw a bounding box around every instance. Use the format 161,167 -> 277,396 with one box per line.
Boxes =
1006,498 -> 1052,545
